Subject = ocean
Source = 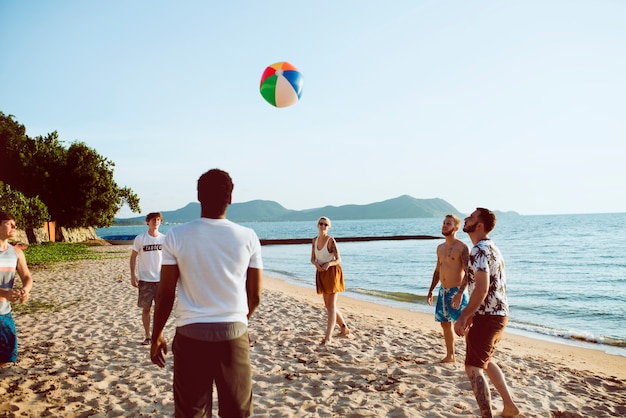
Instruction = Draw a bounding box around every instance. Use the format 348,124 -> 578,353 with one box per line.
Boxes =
98,212 -> 626,357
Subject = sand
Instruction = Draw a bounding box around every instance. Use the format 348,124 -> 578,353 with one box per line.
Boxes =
1,245 -> 625,417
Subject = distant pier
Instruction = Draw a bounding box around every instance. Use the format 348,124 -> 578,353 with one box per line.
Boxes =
260,235 -> 441,246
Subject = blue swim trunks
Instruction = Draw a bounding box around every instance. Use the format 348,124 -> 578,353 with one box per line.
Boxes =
435,286 -> 468,323
0,311 -> 18,363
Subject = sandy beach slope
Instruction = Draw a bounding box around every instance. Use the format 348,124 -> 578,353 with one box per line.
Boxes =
1,245 -> 625,417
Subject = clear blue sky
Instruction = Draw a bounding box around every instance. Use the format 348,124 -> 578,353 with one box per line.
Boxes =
2,1 -> 625,217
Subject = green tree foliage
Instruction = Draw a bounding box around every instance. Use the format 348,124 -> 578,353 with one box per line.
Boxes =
0,112 -> 141,227
0,182 -> 50,228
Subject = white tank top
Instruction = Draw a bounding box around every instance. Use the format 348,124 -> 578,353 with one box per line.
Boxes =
0,244 -> 17,315
314,236 -> 335,263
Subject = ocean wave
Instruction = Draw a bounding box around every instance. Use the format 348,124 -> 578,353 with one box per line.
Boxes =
350,288 -> 428,304
508,321 -> 626,348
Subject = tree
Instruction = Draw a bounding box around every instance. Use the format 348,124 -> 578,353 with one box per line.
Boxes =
0,113 -> 27,184
0,182 -> 49,229
0,112 -> 141,227
57,142 -> 139,227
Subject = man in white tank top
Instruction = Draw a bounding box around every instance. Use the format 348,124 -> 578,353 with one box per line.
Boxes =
0,211 -> 33,366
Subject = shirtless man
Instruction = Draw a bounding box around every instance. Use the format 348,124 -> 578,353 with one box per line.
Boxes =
426,214 -> 469,363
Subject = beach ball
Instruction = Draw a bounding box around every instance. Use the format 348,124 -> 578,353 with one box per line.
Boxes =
259,61 -> 303,108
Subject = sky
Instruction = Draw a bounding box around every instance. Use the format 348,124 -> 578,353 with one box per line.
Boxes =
2,1 -> 625,218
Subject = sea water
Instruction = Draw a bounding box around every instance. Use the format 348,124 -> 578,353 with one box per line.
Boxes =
98,213 -> 626,356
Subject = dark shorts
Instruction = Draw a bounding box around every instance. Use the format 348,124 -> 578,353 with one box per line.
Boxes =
173,331 -> 252,418
0,311 -> 18,363
465,314 -> 508,369
137,281 -> 159,309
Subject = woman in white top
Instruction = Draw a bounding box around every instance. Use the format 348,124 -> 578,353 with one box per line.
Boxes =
311,216 -> 350,344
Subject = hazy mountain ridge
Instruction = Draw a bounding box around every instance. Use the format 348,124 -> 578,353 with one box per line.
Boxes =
114,195 -> 517,225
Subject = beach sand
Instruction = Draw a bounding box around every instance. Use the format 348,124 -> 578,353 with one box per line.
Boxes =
1,245 -> 625,417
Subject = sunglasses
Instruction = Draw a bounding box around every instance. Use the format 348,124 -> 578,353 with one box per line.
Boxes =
318,222 -> 329,227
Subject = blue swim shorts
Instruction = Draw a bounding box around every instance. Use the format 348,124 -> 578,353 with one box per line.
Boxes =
435,286 -> 468,323
0,311 -> 18,363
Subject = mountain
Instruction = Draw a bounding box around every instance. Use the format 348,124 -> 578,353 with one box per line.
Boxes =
114,195 -> 468,224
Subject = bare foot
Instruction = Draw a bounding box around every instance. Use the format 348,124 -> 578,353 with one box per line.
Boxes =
500,404 -> 520,417
339,324 -> 351,336
440,355 -> 455,363
320,338 -> 332,345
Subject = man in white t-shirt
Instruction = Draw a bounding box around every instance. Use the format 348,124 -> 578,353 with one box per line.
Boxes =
150,169 -> 263,418
130,212 -> 165,345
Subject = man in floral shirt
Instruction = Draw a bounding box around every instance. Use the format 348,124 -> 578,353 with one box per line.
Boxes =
454,208 -> 520,418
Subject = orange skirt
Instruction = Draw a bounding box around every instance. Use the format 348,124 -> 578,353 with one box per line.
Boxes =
316,265 -> 345,294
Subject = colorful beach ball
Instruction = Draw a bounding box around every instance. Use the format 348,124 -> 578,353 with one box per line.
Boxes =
259,61 -> 303,108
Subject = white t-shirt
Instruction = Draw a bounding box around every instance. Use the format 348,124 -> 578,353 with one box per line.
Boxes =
162,218 -> 263,327
132,232 -> 165,282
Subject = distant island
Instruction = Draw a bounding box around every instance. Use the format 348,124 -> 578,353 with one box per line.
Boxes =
114,195 -> 519,225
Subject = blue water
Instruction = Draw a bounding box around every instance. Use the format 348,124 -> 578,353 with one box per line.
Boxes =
98,213 -> 626,356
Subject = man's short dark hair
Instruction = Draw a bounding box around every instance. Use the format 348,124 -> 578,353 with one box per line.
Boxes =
476,208 -> 497,233
197,169 -> 234,216
0,211 -> 15,222
146,212 -> 162,224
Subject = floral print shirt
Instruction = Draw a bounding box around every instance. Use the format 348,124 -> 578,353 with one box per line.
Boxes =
468,238 -> 509,316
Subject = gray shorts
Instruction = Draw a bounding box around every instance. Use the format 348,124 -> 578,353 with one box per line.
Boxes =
137,281 -> 159,309
173,331 -> 252,417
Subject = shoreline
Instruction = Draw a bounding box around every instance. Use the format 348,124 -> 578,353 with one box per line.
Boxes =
102,224 -> 626,357
2,246 -> 625,417
262,275 -> 626,382
271,274 -> 626,361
